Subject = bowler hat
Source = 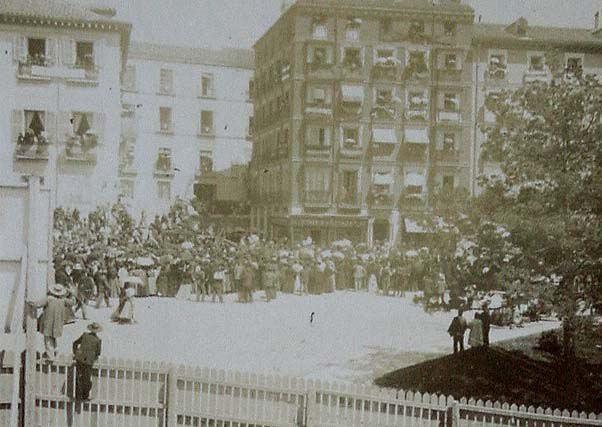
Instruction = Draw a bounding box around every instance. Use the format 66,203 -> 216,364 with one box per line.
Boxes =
87,322 -> 103,333
48,284 -> 67,297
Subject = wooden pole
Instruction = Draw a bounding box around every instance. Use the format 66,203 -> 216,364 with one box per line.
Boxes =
24,175 -> 40,427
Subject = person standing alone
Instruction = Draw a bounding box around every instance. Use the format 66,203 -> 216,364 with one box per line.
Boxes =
72,322 -> 102,401
447,308 -> 467,354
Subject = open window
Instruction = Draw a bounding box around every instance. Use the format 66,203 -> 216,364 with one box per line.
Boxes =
342,47 -> 362,70
75,41 -> 94,69
159,107 -> 173,133
487,50 -> 508,79
345,18 -> 362,41
200,110 -> 214,135
311,16 -> 328,40
155,148 -> 172,174
307,45 -> 334,70
201,73 -> 214,97
27,38 -> 47,66
342,126 -> 360,150
305,125 -> 332,150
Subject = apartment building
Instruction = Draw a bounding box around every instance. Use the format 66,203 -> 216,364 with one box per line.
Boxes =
250,0 -> 475,245
119,43 -> 254,216
0,0 -> 131,212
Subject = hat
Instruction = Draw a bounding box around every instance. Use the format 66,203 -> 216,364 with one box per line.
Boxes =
87,322 -> 103,333
48,284 -> 67,297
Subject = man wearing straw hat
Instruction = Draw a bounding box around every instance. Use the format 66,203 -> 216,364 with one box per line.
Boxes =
34,283 -> 73,361
72,322 -> 103,401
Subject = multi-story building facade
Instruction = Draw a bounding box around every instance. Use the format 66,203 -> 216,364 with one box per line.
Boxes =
250,0 -> 475,245
472,18 -> 602,194
0,0 -> 131,212
119,43 -> 254,216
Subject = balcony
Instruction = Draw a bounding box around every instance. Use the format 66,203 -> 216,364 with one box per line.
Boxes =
370,193 -> 394,209
405,109 -> 429,123
118,159 -> 137,177
485,65 -> 508,84
371,143 -> 396,159
400,143 -> 428,162
305,103 -> 333,119
402,60 -> 430,82
14,133 -> 50,161
438,110 -> 461,123
305,143 -> 331,158
523,70 -> 549,84
304,190 -> 331,206
339,139 -> 363,157
17,59 -> 51,82
399,194 -> 426,212
65,64 -> 99,85
372,58 -> 401,81
63,134 -> 98,164
338,101 -> 363,119
340,57 -> 364,80
434,149 -> 461,163
373,103 -> 397,121
17,59 -> 99,84
338,193 -> 360,209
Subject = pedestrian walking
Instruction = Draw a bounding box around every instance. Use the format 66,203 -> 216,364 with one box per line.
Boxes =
34,284 -> 74,361
93,263 -> 111,308
72,322 -> 102,401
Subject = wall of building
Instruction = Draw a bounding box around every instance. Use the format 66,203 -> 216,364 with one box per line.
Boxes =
120,56 -> 253,216
0,24 -> 123,213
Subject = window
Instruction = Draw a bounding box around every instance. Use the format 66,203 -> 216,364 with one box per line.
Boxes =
409,91 -> 428,111
444,53 -> 458,70
443,175 -> 455,192
123,65 -> 136,91
311,17 -> 328,39
248,79 -> 255,99
529,54 -> 544,72
304,166 -> 330,197
376,88 -> 393,106
72,112 -> 93,136
442,133 -> 456,151
156,148 -> 172,172
75,41 -> 94,69
201,74 -> 214,97
488,51 -> 507,79
345,18 -> 361,41
199,151 -> 213,174
24,110 -> 45,136
444,21 -> 457,37
306,125 -> 331,149
159,69 -> 174,95
381,18 -> 392,36
340,170 -> 358,204
405,172 -> 425,195
27,38 -> 46,66
566,56 -> 583,76
443,93 -> 459,111
376,48 -> 395,62
407,50 -> 429,75
306,85 -> 331,107
200,110 -> 214,135
120,179 -> 135,199
342,47 -> 362,69
248,116 -> 254,136
307,45 -> 333,68
409,20 -> 425,35
159,107 -> 172,132
342,127 -> 359,148
157,181 -> 171,201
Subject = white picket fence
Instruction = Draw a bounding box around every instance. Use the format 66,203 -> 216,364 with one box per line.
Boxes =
1,349 -> 601,427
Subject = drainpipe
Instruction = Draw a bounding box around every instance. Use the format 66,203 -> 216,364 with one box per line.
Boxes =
471,42 -> 481,197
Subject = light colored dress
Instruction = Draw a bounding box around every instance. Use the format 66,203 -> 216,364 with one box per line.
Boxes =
468,319 -> 484,347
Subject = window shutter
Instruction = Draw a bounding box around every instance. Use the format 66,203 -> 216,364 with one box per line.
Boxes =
437,53 -> 445,70
94,112 -> 105,140
13,36 -> 27,63
11,110 -> 24,144
62,39 -> 75,66
324,128 -> 331,146
46,38 -> 57,66
45,111 -> 56,143
327,47 -> 334,64
92,40 -> 100,68
436,133 -> 444,150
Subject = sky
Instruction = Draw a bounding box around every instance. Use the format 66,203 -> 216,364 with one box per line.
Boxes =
77,0 -> 599,49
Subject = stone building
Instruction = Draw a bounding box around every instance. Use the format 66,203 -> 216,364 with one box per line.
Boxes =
0,0 -> 131,212
250,0 -> 475,245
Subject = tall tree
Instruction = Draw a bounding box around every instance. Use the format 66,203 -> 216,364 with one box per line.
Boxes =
480,72 -> 602,359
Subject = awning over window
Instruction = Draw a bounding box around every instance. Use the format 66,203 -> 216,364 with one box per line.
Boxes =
373,172 -> 393,185
372,128 -> 397,144
405,172 -> 425,187
341,85 -> 364,103
404,218 -> 429,234
404,128 -> 429,144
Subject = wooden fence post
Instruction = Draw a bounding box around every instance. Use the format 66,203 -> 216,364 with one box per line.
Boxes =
450,400 -> 460,427
167,366 -> 178,427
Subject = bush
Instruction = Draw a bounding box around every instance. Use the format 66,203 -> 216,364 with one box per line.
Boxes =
537,330 -> 561,355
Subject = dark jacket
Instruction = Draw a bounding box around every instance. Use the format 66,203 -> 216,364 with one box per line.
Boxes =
73,332 -> 102,365
447,315 -> 467,337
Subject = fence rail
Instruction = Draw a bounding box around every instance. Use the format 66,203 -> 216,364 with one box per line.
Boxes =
1,349 -> 601,427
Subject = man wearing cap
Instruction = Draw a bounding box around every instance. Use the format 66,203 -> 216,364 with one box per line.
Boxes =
72,322 -> 102,401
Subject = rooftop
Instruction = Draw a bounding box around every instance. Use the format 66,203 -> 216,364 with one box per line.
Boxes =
474,22 -> 602,49
293,0 -> 474,14
0,0 -> 129,28
129,42 -> 254,70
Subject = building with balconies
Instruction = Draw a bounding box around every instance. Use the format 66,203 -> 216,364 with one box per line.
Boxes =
119,42 -> 254,215
250,0 -> 475,245
0,0 -> 131,212
472,17 -> 602,194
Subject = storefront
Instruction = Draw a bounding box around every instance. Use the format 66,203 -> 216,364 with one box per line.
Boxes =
270,214 -> 371,245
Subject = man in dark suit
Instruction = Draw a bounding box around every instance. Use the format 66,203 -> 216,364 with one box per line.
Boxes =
72,322 -> 102,400
481,302 -> 491,347
447,308 -> 467,353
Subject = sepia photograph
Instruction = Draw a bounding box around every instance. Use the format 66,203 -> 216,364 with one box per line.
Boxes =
0,0 -> 600,426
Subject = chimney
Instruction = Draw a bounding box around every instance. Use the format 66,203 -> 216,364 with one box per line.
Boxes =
595,11 -> 601,34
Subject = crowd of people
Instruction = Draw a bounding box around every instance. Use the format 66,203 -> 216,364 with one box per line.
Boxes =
50,199 -> 455,309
